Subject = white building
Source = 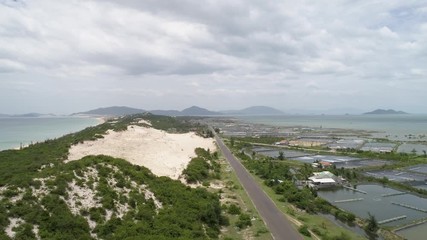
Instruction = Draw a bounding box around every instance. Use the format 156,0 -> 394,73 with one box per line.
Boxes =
308,171 -> 342,189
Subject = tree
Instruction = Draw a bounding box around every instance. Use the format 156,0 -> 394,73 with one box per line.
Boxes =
235,213 -> 252,229
278,151 -> 284,160
227,204 -> 241,215
365,212 -> 379,233
298,225 -> 311,237
207,130 -> 214,138
379,176 -> 389,184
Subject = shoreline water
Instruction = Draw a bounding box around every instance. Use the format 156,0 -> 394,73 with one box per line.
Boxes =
236,114 -> 427,141
0,116 -> 102,151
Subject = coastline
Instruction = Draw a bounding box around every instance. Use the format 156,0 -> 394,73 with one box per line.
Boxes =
0,116 -> 102,151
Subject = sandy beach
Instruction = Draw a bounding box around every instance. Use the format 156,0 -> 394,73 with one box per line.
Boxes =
67,125 -> 217,179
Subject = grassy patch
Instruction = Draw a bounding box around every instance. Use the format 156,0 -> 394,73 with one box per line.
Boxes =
216,153 -> 272,240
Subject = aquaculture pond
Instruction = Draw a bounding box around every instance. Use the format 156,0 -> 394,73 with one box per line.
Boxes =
397,143 -> 427,155
317,184 -> 427,228
252,147 -> 309,158
396,222 -> 427,240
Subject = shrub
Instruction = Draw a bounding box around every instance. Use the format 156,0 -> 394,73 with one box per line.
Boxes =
298,225 -> 311,237
227,204 -> 241,215
235,213 -> 252,229
219,215 -> 230,226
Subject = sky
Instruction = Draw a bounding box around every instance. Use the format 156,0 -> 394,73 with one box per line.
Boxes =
1,0 -> 427,114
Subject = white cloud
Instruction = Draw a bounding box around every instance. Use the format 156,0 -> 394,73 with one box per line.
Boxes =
379,26 -> 399,38
0,0 -> 426,113
0,59 -> 26,72
299,59 -> 348,74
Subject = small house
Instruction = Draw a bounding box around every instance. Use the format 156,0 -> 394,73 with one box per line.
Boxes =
308,171 -> 341,189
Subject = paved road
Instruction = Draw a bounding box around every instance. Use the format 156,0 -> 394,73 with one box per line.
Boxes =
215,135 -> 303,240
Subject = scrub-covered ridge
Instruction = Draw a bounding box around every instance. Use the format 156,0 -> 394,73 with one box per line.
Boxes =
0,114 -> 225,239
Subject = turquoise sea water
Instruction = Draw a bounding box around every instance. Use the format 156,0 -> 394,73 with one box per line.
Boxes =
0,117 -> 100,151
237,114 -> 427,140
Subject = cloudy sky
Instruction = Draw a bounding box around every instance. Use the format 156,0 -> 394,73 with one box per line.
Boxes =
1,0 -> 426,114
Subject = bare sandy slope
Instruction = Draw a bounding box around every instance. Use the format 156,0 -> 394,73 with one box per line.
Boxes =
67,125 -> 216,179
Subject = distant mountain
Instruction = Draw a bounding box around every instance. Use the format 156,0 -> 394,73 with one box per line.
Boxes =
13,113 -> 43,117
13,113 -> 57,117
74,106 -> 220,117
0,113 -> 57,118
363,109 -> 408,115
73,106 -> 146,116
222,106 -> 285,115
150,106 -> 220,116
181,106 -> 221,116
284,107 -> 365,115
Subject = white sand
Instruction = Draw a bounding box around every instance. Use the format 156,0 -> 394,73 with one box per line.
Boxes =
5,218 -> 24,238
67,125 -> 216,179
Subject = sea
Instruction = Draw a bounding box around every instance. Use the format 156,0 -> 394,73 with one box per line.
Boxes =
237,114 -> 427,140
0,117 -> 100,151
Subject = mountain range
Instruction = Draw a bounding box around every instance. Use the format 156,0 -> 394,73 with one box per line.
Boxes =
363,109 -> 408,115
73,106 -> 146,116
1,107 -> 412,117
221,106 -> 285,115
72,105 -> 284,116
0,113 -> 56,118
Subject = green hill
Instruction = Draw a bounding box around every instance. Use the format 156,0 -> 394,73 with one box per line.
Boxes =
0,114 -> 225,239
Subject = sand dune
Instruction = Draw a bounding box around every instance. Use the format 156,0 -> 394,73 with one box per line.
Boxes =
67,125 -> 216,179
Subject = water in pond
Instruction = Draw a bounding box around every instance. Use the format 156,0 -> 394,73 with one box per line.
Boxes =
317,184 -> 427,228
397,143 -> 427,155
396,222 -> 427,240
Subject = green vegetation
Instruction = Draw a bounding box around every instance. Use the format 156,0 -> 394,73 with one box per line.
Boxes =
365,213 -> 379,232
225,135 -> 424,239
183,148 -> 220,183
278,151 -> 284,160
233,136 -> 285,145
244,168 -> 366,240
0,114 -> 227,239
298,225 -> 311,237
227,204 -> 241,215
235,213 -> 252,229
225,139 -> 368,240
216,152 -> 271,239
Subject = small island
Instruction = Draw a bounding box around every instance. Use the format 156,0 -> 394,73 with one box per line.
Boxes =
364,109 -> 408,115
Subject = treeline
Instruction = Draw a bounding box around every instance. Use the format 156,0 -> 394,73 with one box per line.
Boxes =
234,136 -> 284,145
336,148 -> 423,163
244,158 -> 292,180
